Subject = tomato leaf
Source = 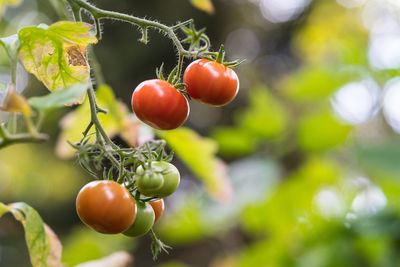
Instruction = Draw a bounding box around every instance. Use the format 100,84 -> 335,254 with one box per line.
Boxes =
0,83 -> 32,116
0,202 -> 11,217
28,83 -> 89,112
0,34 -> 20,60
189,0 -> 214,14
10,202 -> 50,267
44,224 -> 63,267
0,202 -> 63,267
158,127 -> 232,202
18,21 -> 97,93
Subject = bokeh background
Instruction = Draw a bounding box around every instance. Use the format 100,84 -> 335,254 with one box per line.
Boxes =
2,0 -> 400,266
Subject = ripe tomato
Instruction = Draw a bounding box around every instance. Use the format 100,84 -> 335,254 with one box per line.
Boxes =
149,199 -> 164,223
183,59 -> 239,106
136,167 -> 164,197
76,180 -> 136,234
123,201 -> 155,237
131,79 -> 189,130
147,161 -> 180,198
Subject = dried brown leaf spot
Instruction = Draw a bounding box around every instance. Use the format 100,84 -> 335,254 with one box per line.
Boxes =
66,46 -> 87,66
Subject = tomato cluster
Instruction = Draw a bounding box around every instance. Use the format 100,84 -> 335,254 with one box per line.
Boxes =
76,161 -> 176,237
131,59 -> 239,130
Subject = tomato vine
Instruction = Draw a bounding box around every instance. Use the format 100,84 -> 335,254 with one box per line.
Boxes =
0,0 -> 241,261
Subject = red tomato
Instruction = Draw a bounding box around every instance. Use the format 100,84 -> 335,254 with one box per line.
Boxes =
131,79 -> 189,130
76,180 -> 136,234
149,199 -> 164,223
183,59 -> 239,106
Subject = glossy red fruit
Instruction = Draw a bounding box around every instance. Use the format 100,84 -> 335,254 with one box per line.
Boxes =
76,180 -> 136,234
149,199 -> 164,223
183,59 -> 239,106
131,79 -> 189,130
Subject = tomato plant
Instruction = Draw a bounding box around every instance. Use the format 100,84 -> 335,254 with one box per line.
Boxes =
136,170 -> 165,196
150,199 -> 165,223
144,161 -> 181,198
76,180 -> 136,234
131,79 -> 190,130
124,201 -> 155,237
0,0 -> 241,262
184,58 -> 239,106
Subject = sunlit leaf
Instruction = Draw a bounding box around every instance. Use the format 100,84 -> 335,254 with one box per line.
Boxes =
189,0 -> 214,14
158,127 -> 232,202
0,34 -> 19,59
0,202 -> 10,216
282,66 -> 355,103
293,1 -> 367,64
297,110 -> 352,152
18,21 -> 97,92
29,83 -> 89,112
237,86 -> 288,139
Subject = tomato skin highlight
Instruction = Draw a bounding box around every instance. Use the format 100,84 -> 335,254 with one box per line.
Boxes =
149,199 -> 164,223
183,59 -> 239,106
131,79 -> 189,130
123,201 -> 155,237
76,180 -> 136,234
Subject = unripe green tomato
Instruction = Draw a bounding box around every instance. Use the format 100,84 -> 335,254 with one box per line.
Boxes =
150,161 -> 180,198
123,201 -> 154,237
136,171 -> 164,196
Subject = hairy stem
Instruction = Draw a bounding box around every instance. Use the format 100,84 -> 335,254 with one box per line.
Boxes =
65,0 -> 205,57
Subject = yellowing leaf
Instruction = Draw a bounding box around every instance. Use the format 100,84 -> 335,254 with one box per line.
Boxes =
190,0 -> 214,14
158,128 -> 232,202
44,224 -> 63,267
0,202 -> 63,267
293,1 -> 367,64
0,83 -> 32,116
18,21 -> 97,92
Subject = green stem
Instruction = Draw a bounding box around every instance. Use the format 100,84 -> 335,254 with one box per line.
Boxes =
87,47 -> 105,85
173,54 -> 184,84
65,0 -> 201,57
0,124 -> 48,149
86,84 -> 114,147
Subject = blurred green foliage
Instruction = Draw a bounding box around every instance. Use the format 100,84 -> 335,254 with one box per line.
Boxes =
2,0 -> 400,266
